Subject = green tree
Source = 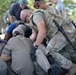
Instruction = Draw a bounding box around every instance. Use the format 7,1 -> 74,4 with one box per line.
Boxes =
71,10 -> 76,23
0,0 -> 76,30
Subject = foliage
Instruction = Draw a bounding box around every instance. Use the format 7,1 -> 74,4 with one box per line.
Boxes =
0,0 -> 76,26
64,0 -> 74,6
0,0 -> 10,18
71,10 -> 76,22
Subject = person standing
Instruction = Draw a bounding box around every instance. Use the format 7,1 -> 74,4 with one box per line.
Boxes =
50,0 -> 67,18
9,0 -> 30,23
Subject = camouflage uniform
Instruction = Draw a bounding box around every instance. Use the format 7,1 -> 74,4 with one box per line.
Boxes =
30,6 -> 76,69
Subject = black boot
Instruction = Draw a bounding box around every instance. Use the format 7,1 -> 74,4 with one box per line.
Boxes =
74,72 -> 76,75
48,64 -> 62,75
46,53 -> 58,64
47,53 -> 62,75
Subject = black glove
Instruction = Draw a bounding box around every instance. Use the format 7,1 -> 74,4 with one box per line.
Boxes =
30,44 -> 38,62
50,64 -> 62,75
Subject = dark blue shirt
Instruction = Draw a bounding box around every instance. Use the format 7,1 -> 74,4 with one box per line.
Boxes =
6,22 -> 32,38
9,3 -> 29,20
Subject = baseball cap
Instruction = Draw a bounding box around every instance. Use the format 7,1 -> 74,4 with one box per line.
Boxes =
18,0 -> 28,5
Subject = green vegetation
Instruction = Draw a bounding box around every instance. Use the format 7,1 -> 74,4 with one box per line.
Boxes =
0,0 -> 76,30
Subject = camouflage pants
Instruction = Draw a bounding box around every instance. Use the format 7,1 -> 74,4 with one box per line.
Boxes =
59,43 -> 76,64
46,33 -> 73,69
37,44 -> 72,70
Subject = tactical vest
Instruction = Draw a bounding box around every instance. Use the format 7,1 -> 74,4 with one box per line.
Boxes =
30,6 -> 75,40
30,6 -> 64,39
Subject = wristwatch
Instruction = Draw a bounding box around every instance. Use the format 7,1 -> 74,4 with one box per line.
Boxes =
33,43 -> 38,48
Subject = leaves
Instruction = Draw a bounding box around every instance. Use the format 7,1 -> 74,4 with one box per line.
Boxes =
0,0 -> 76,25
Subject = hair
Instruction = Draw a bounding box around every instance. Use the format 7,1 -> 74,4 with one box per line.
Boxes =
33,1 -> 39,9
34,0 -> 44,9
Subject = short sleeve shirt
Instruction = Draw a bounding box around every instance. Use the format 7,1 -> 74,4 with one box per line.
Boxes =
56,0 -> 65,15
33,12 -> 45,26
9,3 -> 29,20
6,22 -> 32,38
2,35 -> 34,74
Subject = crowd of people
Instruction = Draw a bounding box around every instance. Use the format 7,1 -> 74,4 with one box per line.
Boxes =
0,0 -> 76,75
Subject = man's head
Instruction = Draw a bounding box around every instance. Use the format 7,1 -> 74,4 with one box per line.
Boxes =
18,0 -> 28,9
20,9 -> 32,23
34,0 -> 47,9
12,25 -> 26,36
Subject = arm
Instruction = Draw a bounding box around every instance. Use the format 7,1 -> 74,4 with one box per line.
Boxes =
62,10 -> 67,19
4,33 -> 12,42
0,55 -> 11,61
4,22 -> 16,41
60,3 -> 67,18
10,15 -> 14,24
33,12 -> 46,46
9,3 -> 16,24
30,12 -> 46,62
30,29 -> 37,42
35,20 -> 46,46
0,41 -> 12,61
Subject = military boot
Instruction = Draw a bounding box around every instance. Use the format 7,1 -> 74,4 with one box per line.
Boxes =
47,53 -> 62,75
48,64 -> 62,75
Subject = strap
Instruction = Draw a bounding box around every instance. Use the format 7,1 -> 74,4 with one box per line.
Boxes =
31,10 -> 44,26
53,19 -> 76,50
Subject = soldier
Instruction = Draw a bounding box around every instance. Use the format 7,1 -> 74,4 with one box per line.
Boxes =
29,0 -> 76,75
10,1 -> 75,75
